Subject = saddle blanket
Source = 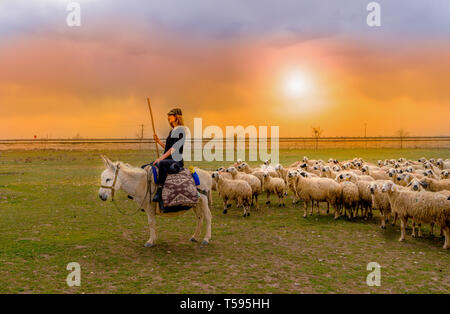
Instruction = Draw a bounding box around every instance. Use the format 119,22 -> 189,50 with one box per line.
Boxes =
162,168 -> 199,212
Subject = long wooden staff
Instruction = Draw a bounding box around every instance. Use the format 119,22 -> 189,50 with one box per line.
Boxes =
147,97 -> 160,158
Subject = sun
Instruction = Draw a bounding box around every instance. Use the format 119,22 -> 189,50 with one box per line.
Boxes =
283,72 -> 312,98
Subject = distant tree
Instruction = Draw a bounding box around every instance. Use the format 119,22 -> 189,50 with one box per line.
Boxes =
311,127 -> 323,150
73,133 -> 83,140
396,129 -> 409,149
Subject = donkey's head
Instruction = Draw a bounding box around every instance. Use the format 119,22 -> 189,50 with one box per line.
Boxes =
98,155 -> 122,201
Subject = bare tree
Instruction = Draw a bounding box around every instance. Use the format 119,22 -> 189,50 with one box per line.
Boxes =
396,128 -> 409,149
311,126 -> 323,150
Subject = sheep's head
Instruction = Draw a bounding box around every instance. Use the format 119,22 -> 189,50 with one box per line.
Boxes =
211,171 -> 220,181
264,159 -> 270,166
287,170 -> 298,178
368,182 -> 378,194
377,160 -> 383,166
300,171 -> 309,178
419,178 -> 431,189
217,166 -> 226,172
262,171 -> 270,180
302,156 -> 308,162
332,165 -> 341,172
334,159 -> 339,164
408,179 -> 422,192
322,166 -> 330,173
275,164 -> 283,170
396,174 -> 404,183
361,165 -> 369,173
387,168 -> 396,177
381,181 -> 395,193
328,158 -> 334,163
226,167 -> 237,175
418,157 -> 427,163
336,173 -> 349,182
423,169 -> 434,177
299,163 -> 307,169
237,162 -> 248,171
441,170 -> 449,179
429,158 -> 436,164
405,166 -> 414,173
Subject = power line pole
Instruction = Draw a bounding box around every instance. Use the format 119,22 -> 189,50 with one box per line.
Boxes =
364,123 -> 368,149
139,124 -> 144,150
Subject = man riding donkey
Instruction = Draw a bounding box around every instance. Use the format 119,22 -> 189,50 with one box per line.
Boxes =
100,107 -> 212,247
151,107 -> 186,205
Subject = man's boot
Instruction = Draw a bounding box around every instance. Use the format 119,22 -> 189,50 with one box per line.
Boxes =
152,185 -> 163,202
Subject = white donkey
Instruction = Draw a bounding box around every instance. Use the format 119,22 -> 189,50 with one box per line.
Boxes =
98,155 -> 212,247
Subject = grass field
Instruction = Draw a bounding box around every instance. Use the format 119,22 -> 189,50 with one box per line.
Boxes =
0,148 -> 449,293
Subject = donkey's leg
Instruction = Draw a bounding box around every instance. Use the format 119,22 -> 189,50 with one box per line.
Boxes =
144,204 -> 157,247
190,205 -> 203,242
200,195 -> 212,245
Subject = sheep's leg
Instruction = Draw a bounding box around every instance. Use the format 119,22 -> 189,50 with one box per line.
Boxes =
254,193 -> 259,210
223,197 -> 229,214
326,202 -> 330,214
391,213 -> 398,226
334,204 -> 340,220
443,227 -> 449,249
303,199 -> 308,218
399,217 -> 407,242
417,223 -> 423,238
266,191 -> 271,204
380,210 -> 386,229
411,221 -> 417,238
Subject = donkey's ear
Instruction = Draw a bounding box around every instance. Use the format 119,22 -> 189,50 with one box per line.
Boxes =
101,155 -> 115,170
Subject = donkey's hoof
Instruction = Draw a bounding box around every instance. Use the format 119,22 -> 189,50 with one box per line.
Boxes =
200,240 -> 209,246
144,242 -> 155,248
190,237 -> 198,242
223,209 -> 228,214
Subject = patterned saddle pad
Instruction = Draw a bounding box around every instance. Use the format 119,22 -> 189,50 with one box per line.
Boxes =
161,168 -> 198,212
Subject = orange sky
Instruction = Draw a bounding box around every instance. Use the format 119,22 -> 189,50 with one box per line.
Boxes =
1,2 -> 450,139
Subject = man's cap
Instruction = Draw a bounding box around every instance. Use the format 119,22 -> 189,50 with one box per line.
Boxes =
167,108 -> 182,116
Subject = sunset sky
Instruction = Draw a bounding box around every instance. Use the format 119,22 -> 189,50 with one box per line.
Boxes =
1,0 -> 450,139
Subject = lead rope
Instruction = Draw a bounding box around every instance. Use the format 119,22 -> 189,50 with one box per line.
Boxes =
111,166 -> 151,216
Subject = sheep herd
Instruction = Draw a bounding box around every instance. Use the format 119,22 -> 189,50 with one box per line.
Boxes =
210,156 -> 450,249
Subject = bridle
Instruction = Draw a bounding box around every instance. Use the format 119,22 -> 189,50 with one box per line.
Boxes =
101,164 -> 121,201
101,163 -> 153,216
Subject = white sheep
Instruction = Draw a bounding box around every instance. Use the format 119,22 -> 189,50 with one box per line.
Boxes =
420,177 -> 450,192
211,171 -> 252,217
368,180 -> 394,229
226,167 -> 262,210
337,181 -> 360,220
286,170 -> 300,204
262,171 -> 286,207
381,181 -> 450,249
295,174 -> 342,218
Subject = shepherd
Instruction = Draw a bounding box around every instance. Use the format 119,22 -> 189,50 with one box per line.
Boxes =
152,108 -> 186,203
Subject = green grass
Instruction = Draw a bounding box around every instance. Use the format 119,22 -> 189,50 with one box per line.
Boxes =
0,148 -> 449,293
